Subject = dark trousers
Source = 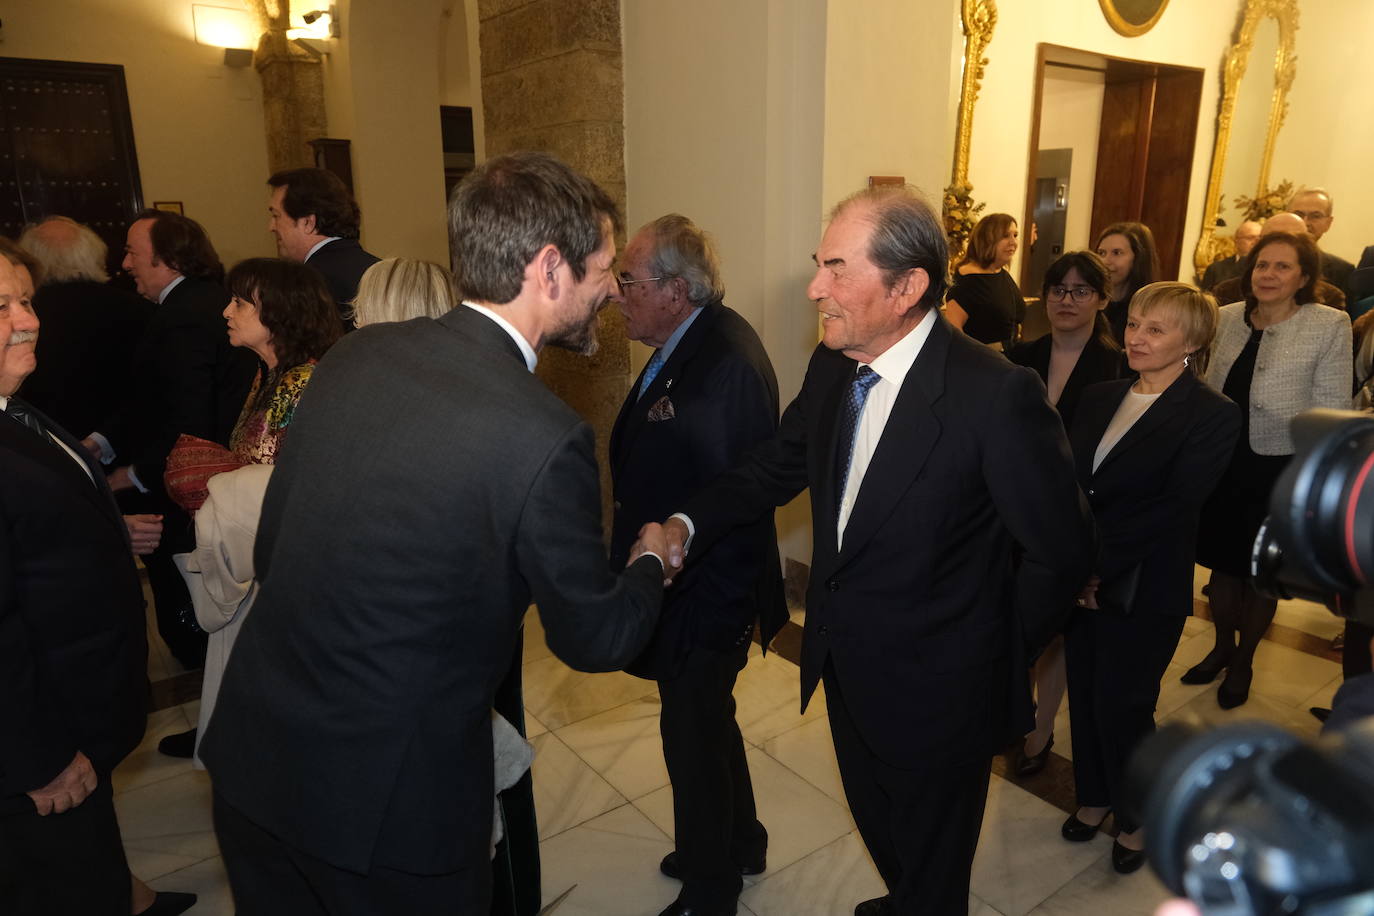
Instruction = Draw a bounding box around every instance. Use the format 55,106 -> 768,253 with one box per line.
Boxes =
1063,609 -> 1186,827
1344,620 -> 1374,680
120,489 -> 206,669
0,780 -> 130,916
658,642 -> 766,908
214,790 -> 488,915
823,661 -> 990,915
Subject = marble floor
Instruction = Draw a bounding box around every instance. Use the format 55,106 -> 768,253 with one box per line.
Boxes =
117,572 -> 1344,915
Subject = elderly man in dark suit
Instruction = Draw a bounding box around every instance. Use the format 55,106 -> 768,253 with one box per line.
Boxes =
267,167 -> 380,327
610,215 -> 787,916
80,211 -> 257,675
202,151 -> 669,914
662,186 -> 1095,916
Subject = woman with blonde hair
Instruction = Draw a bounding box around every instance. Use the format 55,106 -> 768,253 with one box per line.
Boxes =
350,257 -> 457,327
1059,282 -> 1240,874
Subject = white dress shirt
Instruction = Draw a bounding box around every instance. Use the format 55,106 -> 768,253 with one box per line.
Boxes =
836,308 -> 937,547
462,302 -> 538,372
304,237 -> 343,262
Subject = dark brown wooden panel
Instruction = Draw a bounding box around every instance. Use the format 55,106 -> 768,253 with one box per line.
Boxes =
1141,69 -> 1204,278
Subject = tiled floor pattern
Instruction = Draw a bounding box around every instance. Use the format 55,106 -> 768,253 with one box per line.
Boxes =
121,581 -> 1343,914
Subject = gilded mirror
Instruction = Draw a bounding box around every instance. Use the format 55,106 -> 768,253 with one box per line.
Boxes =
1194,0 -> 1299,276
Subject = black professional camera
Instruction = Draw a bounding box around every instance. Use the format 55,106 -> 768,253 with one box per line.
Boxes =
1126,409 -> 1374,915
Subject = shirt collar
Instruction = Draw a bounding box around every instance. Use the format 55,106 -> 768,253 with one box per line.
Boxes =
864,307 -> 937,388
656,306 -> 704,364
305,237 -> 343,261
157,274 -> 186,304
461,302 -> 538,372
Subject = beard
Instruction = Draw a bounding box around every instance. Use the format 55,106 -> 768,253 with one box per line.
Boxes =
546,295 -> 605,357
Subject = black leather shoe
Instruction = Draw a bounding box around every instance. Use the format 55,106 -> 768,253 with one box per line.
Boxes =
1111,840 -> 1147,874
854,896 -> 893,916
157,728 -> 197,759
1014,735 -> 1054,777
1180,649 -> 1233,685
659,851 -> 765,881
1217,666 -> 1252,709
1061,811 -> 1108,842
656,901 -> 736,916
136,892 -> 198,916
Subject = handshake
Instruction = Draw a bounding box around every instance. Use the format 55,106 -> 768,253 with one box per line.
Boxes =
626,516 -> 692,583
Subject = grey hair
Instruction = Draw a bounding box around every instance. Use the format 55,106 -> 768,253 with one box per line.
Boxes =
830,186 -> 949,310
641,214 -> 724,307
19,216 -> 109,284
350,258 -> 458,327
1288,186 -> 1334,214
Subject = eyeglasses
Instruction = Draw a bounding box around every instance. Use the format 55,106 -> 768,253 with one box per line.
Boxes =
617,274 -> 665,288
1046,285 -> 1098,303
1291,210 -> 1331,222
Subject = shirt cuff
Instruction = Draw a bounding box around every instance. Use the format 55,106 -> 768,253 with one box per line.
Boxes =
89,431 -> 115,465
126,465 -> 149,494
637,551 -> 666,572
669,512 -> 695,552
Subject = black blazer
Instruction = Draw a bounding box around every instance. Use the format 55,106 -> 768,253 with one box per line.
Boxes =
682,315 -> 1095,764
201,306 -> 663,876
0,404 -> 147,808
1069,373 -> 1240,617
22,280 -> 153,439
306,237 -> 380,320
99,276 -> 257,493
1007,332 -> 1126,432
609,303 -> 788,679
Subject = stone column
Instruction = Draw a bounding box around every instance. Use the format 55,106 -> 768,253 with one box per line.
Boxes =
478,0 -> 630,530
251,0 -> 328,173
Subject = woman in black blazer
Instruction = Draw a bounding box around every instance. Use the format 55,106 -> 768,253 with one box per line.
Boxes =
1007,251 -> 1124,775
1059,282 -> 1240,874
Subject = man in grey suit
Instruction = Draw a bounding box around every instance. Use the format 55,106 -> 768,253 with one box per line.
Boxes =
202,151 -> 669,914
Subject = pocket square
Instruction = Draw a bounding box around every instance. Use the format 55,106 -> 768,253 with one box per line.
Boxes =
647,396 -> 676,422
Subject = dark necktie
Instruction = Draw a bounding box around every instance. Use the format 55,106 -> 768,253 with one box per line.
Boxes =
834,366 -> 881,515
6,398 -> 52,444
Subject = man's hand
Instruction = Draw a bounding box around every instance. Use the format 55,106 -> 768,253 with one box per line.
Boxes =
124,514 -> 163,555
1076,575 -> 1101,611
26,751 -> 97,816
1154,902 -> 1199,916
663,516 -> 690,575
79,436 -> 101,460
628,522 -> 669,578
107,466 -> 135,492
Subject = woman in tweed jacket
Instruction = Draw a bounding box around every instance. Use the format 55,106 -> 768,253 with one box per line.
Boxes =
1188,231 -> 1351,707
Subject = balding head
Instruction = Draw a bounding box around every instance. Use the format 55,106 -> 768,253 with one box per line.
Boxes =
1261,212 -> 1308,237
18,216 -> 109,284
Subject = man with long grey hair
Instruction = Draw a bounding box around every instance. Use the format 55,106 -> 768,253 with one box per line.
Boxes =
17,216 -> 151,441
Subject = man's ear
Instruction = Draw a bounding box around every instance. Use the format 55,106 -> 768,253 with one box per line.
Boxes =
537,245 -> 563,295
301,213 -> 318,236
892,267 -> 931,317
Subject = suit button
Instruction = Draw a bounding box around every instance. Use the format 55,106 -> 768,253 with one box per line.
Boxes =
827,579 -> 840,591
818,624 -> 829,635
613,500 -> 622,510
1087,488 -> 1094,496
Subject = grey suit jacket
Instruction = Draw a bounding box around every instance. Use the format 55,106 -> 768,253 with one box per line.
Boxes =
1207,301 -> 1351,454
201,306 -> 663,875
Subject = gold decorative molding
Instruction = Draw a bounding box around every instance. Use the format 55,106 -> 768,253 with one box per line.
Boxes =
1099,0 -> 1172,38
945,0 -> 997,263
1193,0 -> 1300,277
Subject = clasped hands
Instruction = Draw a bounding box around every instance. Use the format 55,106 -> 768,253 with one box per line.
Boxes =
625,516 -> 692,585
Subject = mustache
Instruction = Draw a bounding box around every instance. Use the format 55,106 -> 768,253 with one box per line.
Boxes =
7,330 -> 36,346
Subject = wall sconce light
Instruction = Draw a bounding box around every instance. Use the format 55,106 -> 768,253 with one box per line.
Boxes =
192,4 -> 256,66
288,6 -> 340,40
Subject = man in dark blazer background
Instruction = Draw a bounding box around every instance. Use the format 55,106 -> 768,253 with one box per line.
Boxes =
202,151 -> 669,914
0,255 -> 150,914
82,211 -> 257,672
663,187 -> 1095,915
267,167 -> 380,327
609,214 -> 787,916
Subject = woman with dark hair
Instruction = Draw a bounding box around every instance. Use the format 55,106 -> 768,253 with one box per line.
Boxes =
1060,282 -> 1239,874
945,212 -> 1024,350
1096,222 -> 1160,345
1189,231 -> 1351,708
1006,250 -> 1125,776
220,258 -> 342,462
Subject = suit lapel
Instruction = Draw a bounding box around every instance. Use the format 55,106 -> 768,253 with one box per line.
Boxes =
1092,373 -> 1195,476
833,317 -> 949,568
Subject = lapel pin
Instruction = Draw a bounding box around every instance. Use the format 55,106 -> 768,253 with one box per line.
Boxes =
665,379 -> 673,390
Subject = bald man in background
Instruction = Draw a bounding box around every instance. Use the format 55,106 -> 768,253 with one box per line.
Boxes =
1211,212 -> 1347,310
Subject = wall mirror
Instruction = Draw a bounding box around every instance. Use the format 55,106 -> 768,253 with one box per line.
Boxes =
1193,0 -> 1298,275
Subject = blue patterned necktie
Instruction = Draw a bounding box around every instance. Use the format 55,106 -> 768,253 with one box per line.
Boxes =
834,366 -> 881,514
638,349 -> 666,400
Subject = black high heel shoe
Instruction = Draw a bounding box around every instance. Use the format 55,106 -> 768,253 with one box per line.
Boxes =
1217,665 -> 1253,709
1111,840 -> 1147,874
1180,648 -> 1234,685
1014,735 -> 1054,777
1061,810 -> 1109,842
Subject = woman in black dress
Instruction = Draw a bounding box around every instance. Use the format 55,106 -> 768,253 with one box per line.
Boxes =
1061,282 -> 1239,873
1096,222 -> 1160,345
1007,251 -> 1125,775
945,213 -> 1024,350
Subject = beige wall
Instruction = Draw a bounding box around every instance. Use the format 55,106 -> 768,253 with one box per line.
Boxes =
2,0 -> 275,266
1037,66 -> 1105,253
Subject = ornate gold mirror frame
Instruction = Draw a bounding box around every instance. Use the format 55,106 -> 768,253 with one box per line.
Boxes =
1193,0 -> 1299,276
944,0 -> 997,264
